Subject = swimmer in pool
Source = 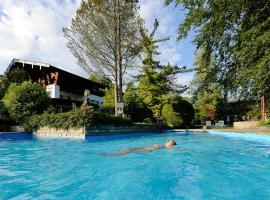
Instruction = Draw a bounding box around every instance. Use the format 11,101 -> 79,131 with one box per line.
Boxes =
109,140 -> 177,156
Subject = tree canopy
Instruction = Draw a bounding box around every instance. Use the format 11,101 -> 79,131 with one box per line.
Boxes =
3,81 -> 50,124
137,20 -> 190,120
166,0 -> 270,102
63,0 -> 141,115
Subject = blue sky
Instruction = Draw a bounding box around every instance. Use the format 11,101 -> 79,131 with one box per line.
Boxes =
0,0 -> 195,86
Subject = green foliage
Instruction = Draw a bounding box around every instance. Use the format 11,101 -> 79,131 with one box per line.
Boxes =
189,48 -> 218,101
167,0 -> 270,114
28,106 -> 132,131
102,82 -> 153,122
173,98 -> 195,125
137,20 -> 189,120
89,72 -> 111,87
246,104 -> 261,120
0,69 -> 29,99
162,97 -> 194,127
123,82 -> 153,122
142,118 -> 154,124
102,84 -> 115,114
190,49 -> 225,123
0,101 -> 9,118
28,106 -> 95,131
93,112 -> 133,127
259,119 -> 270,127
162,104 -> 182,127
194,83 -> 222,122
63,0 -> 142,114
3,81 -> 50,124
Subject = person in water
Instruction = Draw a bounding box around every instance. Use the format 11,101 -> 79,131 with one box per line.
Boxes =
110,140 -> 177,155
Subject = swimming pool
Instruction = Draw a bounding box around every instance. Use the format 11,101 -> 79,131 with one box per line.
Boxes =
1,131 -> 270,199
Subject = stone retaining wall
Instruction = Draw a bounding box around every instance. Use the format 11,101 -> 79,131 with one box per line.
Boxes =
34,127 -> 86,137
233,121 -> 259,129
86,124 -> 161,136
34,124 -> 161,137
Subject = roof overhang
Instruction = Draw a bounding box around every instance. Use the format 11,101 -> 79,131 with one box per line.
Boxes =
6,58 -> 50,74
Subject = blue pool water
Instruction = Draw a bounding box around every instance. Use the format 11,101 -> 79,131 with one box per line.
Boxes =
1,131 -> 270,200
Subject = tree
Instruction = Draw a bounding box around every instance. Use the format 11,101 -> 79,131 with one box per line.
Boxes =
166,0 -> 270,105
162,97 -> 194,127
123,81 -> 152,122
0,69 -> 29,99
189,48 -> 218,102
63,0 -> 141,115
194,83 -> 222,122
189,48 -> 226,123
173,97 -> 195,125
3,81 -> 50,124
88,71 -> 112,87
162,104 -> 182,127
137,20 -> 189,120
102,84 -> 115,114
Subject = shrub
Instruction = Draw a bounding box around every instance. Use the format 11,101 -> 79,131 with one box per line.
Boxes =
27,106 -> 133,131
173,99 -> 195,125
162,104 -> 182,127
3,81 -> 50,124
142,118 -> 154,124
0,69 -> 29,99
124,82 -> 153,122
27,106 -> 95,130
259,119 -> 270,127
246,105 -> 261,120
93,112 -> 133,126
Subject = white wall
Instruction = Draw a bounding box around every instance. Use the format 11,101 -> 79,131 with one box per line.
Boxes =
46,84 -> 60,98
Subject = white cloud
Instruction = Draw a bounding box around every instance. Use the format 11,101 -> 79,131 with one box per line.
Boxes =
0,0 -> 85,76
0,0 -> 195,86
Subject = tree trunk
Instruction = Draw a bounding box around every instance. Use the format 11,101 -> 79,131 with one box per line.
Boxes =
114,71 -> 119,116
117,0 -> 124,113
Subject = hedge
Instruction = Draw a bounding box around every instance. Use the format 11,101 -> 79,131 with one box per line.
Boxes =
27,106 -> 133,131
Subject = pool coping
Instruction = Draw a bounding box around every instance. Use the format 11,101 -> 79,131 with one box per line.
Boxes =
170,129 -> 270,135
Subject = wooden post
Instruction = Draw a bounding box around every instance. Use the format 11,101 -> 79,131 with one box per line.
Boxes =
261,96 -> 266,121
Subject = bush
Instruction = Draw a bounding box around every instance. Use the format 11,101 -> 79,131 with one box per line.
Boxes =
3,81 -> 50,124
0,69 -> 29,99
142,118 -> 154,124
27,106 -> 95,131
93,112 -> 133,126
246,104 -> 261,120
259,119 -> 270,127
124,82 -> 153,122
173,99 -> 195,125
27,106 -> 133,131
162,104 -> 182,127
161,97 -> 195,127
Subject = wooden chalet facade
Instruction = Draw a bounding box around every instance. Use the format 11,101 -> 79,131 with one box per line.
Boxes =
6,59 -> 105,111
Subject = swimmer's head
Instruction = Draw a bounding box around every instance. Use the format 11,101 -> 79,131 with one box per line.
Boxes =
165,140 -> 177,148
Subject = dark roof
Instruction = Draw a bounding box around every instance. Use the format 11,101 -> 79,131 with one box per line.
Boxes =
6,59 -> 105,96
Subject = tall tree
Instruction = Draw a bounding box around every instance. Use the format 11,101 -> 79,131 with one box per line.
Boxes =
63,0 -> 141,115
189,48 -> 218,102
190,48 -> 225,122
137,20 -> 189,120
166,0 -> 270,102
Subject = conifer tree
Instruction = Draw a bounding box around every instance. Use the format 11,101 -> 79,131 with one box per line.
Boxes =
137,20 -> 189,120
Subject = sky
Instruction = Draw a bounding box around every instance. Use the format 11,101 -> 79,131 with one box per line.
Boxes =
0,0 -> 196,86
